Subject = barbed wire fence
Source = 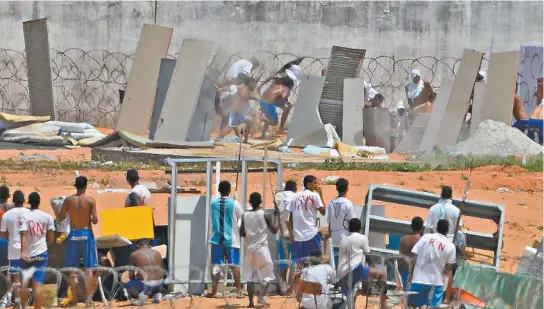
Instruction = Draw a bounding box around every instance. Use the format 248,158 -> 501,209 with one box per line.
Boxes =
0,252 -> 536,309
0,48 -> 487,128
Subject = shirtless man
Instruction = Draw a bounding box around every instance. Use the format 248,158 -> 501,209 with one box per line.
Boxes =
513,83 -> 530,121
57,176 -> 99,306
398,216 -> 423,290
125,239 -> 164,305
259,76 -> 295,138
216,76 -> 257,142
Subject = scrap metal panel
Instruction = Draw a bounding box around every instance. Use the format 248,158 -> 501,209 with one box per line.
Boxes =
319,46 -> 366,139
149,58 -> 176,140
23,18 -> 55,118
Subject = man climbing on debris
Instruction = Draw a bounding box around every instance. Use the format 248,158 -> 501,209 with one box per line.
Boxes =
125,169 -> 151,207
398,216 -> 423,289
408,219 -> 456,309
216,75 -> 257,143
206,180 -> 244,299
258,76 -> 296,139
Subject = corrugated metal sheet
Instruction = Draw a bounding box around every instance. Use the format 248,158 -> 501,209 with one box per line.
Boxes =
23,18 -> 55,119
319,46 -> 366,139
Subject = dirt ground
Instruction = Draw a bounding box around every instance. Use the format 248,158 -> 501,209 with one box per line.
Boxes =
0,147 -> 541,308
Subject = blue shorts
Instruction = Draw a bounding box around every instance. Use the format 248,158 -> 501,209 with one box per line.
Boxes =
332,247 -> 339,268
21,252 -> 48,284
65,229 -> 98,268
8,259 -> 22,275
124,279 -> 163,297
228,111 -> 250,127
340,264 -> 371,295
293,233 -> 322,263
210,244 -> 240,266
400,270 -> 410,290
276,238 -> 294,269
408,283 -> 444,308
259,100 -> 279,123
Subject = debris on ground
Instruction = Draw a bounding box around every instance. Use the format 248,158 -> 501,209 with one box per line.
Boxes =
497,187 -> 514,193
19,154 -> 56,160
448,120 -> 543,156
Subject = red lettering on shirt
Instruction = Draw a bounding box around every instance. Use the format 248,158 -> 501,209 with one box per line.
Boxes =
438,242 -> 446,251
293,195 -> 317,211
429,238 -> 435,247
27,220 -> 47,237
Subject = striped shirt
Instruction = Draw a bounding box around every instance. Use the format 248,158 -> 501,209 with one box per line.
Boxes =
210,197 -> 244,248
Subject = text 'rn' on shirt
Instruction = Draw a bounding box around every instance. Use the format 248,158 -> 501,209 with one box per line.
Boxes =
411,233 -> 456,286
286,190 -> 324,242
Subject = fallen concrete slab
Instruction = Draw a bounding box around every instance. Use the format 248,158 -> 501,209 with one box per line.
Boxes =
153,39 -> 213,143
394,113 -> 431,153
419,78 -> 455,152
342,78 -> 365,146
116,24 -> 173,135
149,58 -> 176,140
470,82 -> 487,136
363,107 -> 391,151
287,76 -> 326,147
23,18 -> 55,119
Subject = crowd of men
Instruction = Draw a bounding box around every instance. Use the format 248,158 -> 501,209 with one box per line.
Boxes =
206,174 -> 464,309
0,168 -> 465,309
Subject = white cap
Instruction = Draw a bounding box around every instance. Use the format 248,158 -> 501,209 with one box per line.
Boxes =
397,101 -> 405,110
367,88 -> 378,100
286,65 -> 302,86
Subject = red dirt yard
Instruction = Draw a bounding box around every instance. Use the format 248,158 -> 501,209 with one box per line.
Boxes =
0,147 -> 541,308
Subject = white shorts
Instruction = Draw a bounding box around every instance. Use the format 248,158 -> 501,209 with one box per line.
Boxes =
242,246 -> 275,283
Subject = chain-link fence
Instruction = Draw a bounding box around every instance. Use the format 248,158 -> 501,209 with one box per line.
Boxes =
0,48 -> 486,128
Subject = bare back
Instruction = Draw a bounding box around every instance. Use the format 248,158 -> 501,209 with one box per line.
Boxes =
399,234 -> 420,257
61,194 -> 97,230
130,248 -> 164,281
262,84 -> 288,104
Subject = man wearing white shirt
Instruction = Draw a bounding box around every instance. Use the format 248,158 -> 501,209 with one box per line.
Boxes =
287,175 -> 325,271
299,250 -> 337,309
424,186 -> 462,243
125,169 -> 151,207
0,190 -> 30,308
19,192 -> 55,309
336,219 -> 391,309
409,219 -> 456,308
274,180 -> 297,287
326,178 -> 356,268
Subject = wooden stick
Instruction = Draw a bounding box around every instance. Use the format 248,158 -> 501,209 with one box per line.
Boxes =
263,146 -> 268,208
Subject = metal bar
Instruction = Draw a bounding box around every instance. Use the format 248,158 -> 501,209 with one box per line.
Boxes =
167,159 -> 178,284
164,167 -> 278,174
276,161 -> 283,192
240,160 -> 248,209
205,160 -> 213,281
169,157 -> 282,164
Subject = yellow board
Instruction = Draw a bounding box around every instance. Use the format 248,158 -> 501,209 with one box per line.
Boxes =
101,206 -> 154,240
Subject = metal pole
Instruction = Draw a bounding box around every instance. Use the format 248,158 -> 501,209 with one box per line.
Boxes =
167,159 -> 178,286
241,159 -> 248,209
205,160 -> 213,282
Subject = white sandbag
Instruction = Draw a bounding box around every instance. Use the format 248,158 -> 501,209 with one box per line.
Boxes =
45,121 -> 93,133
2,134 -> 66,146
2,123 -> 60,138
325,123 -> 340,147
353,145 -> 387,155
50,196 -> 70,234
70,129 -> 105,141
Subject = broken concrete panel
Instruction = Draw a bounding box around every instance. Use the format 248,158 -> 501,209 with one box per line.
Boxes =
153,40 -> 213,143
23,18 -> 55,119
149,58 -> 176,140
186,48 -> 232,142
434,49 -> 484,149
478,51 -> 520,126
287,76 -> 326,147
116,24 -> 173,135
363,108 -> 391,151
290,127 -> 329,147
394,113 -> 431,153
419,78 -> 455,152
470,82 -> 487,135
342,78 -> 365,145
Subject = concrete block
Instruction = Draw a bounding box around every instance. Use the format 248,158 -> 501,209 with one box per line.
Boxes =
363,108 -> 391,151
153,39 -> 213,143
434,49 -> 484,149
23,18 -> 55,119
419,78 -> 455,152
470,82 -> 487,135
394,113 -> 431,153
149,58 -> 176,140
477,51 -> 520,127
342,78 -> 365,145
116,24 -> 173,135
287,76 -> 326,147
170,195 -> 208,294
186,48 -> 232,141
